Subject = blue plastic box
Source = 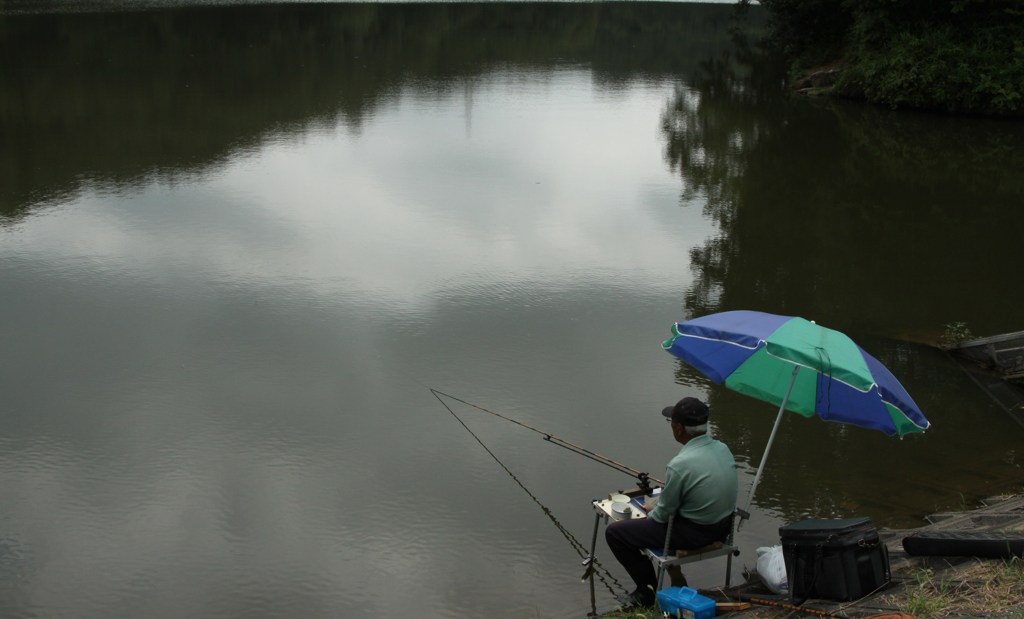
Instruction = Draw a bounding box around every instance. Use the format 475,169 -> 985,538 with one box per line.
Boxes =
656,586 -> 716,619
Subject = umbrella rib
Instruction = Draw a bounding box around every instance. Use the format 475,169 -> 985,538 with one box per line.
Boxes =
761,346 -> 874,394
679,334 -> 880,391
876,397 -> 931,431
675,334 -> 876,391
670,332 -> 762,351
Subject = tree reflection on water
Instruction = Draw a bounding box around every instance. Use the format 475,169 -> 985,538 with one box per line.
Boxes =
0,2 -> 757,222
659,23 -> 1024,337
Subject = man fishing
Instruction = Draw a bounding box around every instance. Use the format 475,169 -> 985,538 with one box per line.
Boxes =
605,397 -> 738,609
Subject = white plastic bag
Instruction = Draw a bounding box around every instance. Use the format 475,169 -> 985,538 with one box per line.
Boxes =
755,545 -> 788,595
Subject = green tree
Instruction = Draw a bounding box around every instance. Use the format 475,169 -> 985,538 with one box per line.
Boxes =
752,0 -> 1024,116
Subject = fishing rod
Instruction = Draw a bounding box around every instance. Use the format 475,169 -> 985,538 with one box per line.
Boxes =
745,597 -> 843,618
431,387 -> 629,601
430,388 -> 663,492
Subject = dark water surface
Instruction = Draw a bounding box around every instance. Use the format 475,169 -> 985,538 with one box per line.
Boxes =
2,3 -> 1023,617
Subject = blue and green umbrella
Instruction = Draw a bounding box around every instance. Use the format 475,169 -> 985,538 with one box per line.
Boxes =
663,310 -> 929,512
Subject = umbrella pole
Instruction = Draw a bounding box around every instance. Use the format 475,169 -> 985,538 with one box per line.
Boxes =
741,365 -> 800,518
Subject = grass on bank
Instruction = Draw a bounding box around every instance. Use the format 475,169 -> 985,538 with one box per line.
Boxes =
882,557 -> 1024,618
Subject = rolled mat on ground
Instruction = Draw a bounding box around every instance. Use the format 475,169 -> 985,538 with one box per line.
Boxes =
902,531 -> 1024,559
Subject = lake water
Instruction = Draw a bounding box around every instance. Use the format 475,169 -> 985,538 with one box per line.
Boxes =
2,2 -> 1023,617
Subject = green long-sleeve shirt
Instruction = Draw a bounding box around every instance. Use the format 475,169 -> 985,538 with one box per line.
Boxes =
648,433 -> 737,525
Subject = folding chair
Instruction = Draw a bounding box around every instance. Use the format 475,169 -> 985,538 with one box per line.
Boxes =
642,508 -> 748,590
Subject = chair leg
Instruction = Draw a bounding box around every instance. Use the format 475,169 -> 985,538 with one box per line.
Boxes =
586,512 -> 601,617
656,514 -> 674,591
667,565 -> 687,588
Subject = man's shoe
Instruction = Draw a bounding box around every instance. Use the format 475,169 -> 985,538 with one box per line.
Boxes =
615,589 -> 655,610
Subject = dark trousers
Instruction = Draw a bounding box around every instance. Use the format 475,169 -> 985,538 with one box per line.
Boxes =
605,514 -> 732,594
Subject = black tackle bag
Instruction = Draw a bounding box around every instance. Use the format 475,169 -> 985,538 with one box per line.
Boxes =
779,517 -> 890,602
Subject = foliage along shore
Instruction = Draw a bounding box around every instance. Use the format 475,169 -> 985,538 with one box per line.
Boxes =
747,0 -> 1024,117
